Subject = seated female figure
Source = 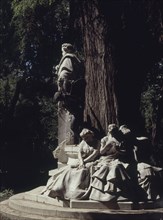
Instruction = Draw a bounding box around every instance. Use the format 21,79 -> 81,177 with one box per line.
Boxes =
41,128 -> 100,200
88,124 -> 135,202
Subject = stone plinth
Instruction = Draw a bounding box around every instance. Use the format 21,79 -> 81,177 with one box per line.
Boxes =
52,144 -> 79,169
1,186 -> 163,220
58,108 -> 76,145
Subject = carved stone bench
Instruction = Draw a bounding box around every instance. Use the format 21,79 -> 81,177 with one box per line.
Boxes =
49,144 -> 79,175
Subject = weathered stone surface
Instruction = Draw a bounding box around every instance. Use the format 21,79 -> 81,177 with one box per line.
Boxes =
1,187 -> 163,220
58,109 -> 74,145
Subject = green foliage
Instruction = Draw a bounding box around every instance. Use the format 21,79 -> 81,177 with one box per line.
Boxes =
0,0 -> 70,140
141,58 -> 163,138
39,96 -> 58,150
0,0 -> 71,189
0,74 -> 58,188
0,189 -> 14,202
0,0 -> 15,78
0,75 -> 17,107
11,76 -> 58,149
11,0 -> 70,76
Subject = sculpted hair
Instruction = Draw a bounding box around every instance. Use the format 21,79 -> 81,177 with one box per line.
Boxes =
80,128 -> 94,138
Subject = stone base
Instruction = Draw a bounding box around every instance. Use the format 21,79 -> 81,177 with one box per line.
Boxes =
0,186 -> 163,220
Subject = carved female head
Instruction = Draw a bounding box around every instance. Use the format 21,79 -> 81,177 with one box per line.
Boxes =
80,128 -> 94,143
108,124 -> 118,133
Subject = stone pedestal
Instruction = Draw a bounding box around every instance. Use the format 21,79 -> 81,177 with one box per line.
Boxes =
1,187 -> 163,220
58,107 -> 75,145
57,105 -> 79,167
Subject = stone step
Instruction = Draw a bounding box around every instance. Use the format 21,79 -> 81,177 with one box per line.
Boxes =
70,199 -> 119,209
70,199 -> 160,210
1,194 -> 163,220
0,200 -> 77,220
1,197 -> 163,220
1,187 -> 163,220
9,195 -> 59,216
24,186 -> 69,207
21,186 -> 162,211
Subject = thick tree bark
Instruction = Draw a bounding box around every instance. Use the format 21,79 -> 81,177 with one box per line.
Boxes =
70,0 -> 162,136
71,0 -> 118,135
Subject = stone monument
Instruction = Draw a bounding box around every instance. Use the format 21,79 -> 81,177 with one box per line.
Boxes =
1,44 -> 163,220
54,43 -> 85,145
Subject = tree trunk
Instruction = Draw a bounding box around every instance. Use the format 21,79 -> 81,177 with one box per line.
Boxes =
70,0 -> 162,136
71,0 -> 118,136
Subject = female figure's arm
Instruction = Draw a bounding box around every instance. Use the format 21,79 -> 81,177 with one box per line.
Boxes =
78,140 -> 100,166
100,137 -> 109,155
83,148 -> 99,163
77,141 -> 85,166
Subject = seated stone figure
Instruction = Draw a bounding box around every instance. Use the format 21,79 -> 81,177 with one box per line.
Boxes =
137,162 -> 163,200
119,124 -> 163,201
41,128 -> 100,200
86,124 -> 136,202
42,124 -> 162,203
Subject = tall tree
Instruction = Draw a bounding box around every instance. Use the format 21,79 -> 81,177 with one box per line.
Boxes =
71,0 -> 163,137
71,0 -> 118,136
